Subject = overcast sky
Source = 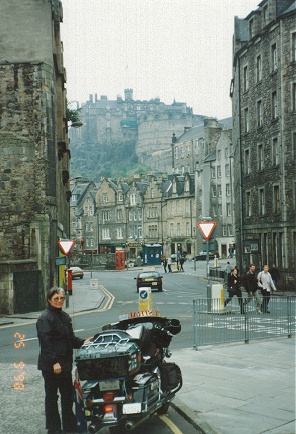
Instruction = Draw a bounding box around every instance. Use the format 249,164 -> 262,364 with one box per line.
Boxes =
61,0 -> 259,119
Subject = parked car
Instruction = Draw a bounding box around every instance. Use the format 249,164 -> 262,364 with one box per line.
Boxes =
134,268 -> 163,292
69,266 -> 84,279
195,251 -> 219,261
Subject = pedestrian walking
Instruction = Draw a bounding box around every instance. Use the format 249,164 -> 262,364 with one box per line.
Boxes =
244,264 -> 262,313
167,256 -> 172,272
163,257 -> 167,273
36,286 -> 92,434
257,265 -> 277,313
179,255 -> 185,272
224,267 -> 244,314
270,263 -> 280,286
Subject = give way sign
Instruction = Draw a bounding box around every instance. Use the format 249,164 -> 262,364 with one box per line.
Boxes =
58,239 -> 75,255
197,221 -> 216,240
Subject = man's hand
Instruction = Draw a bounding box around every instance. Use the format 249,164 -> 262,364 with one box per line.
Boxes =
53,363 -> 62,374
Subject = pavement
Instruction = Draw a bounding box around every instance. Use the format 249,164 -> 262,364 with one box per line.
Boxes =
0,262 -> 295,434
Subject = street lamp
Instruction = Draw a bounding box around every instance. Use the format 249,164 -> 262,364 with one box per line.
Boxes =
202,216 -> 213,311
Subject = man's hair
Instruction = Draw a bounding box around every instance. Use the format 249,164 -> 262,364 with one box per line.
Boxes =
47,286 -> 65,301
249,264 -> 255,268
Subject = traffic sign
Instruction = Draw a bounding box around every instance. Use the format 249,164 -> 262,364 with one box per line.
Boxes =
197,221 -> 216,240
58,239 -> 75,255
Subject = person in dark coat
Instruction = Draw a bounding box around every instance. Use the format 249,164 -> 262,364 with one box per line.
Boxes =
270,264 -> 280,286
224,267 -> 244,314
36,286 -> 91,434
244,264 -> 262,313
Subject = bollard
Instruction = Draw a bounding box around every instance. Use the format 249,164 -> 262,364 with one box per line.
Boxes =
139,287 -> 152,312
211,283 -> 225,313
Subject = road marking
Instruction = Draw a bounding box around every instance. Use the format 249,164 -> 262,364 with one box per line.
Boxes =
159,414 -> 183,434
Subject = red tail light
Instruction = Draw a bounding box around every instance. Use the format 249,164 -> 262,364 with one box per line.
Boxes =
103,392 -> 116,402
137,278 -> 141,283
104,404 -> 115,413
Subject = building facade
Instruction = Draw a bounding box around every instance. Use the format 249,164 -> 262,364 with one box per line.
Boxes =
0,0 -> 70,313
231,0 -> 296,287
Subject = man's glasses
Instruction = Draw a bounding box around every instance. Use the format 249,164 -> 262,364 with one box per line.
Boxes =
52,296 -> 65,301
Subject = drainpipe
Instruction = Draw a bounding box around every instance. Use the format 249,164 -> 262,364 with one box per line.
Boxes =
237,56 -> 244,274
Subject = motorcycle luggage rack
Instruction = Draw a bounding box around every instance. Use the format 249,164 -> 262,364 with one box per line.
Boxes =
83,331 -> 131,350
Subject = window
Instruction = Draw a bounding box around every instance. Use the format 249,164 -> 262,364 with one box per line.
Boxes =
272,91 -> 278,119
102,193 -> 108,203
225,164 -> 230,177
258,188 -> 265,215
218,204 -> 222,217
148,225 -> 157,238
170,201 -> 174,214
212,185 -> 217,197
257,100 -> 263,127
225,148 -> 229,158
170,223 -> 174,237
292,32 -> 296,62
117,209 -> 123,220
244,108 -> 249,133
212,206 -> 217,217
102,228 -> 110,240
256,55 -> 262,82
186,145 -> 190,156
172,182 -> 177,193
257,144 -> 264,171
211,167 -> 215,178
118,193 -> 123,202
130,193 -> 136,205
176,202 -> 180,214
271,43 -> 277,71
185,199 -> 190,213
181,147 -> 184,158
186,222 -> 191,236
243,65 -> 249,92
228,225 -> 233,236
226,184 -> 230,196
246,191 -> 252,216
223,226 -> 227,236
273,185 -> 280,213
116,227 -> 123,239
226,203 -> 231,216
217,166 -> 221,178
244,149 -> 250,174
102,210 -> 110,222
177,223 -> 181,236
218,185 -> 222,197
185,179 -> 190,192
293,83 -> 296,112
217,150 -> 221,160
272,137 -> 279,166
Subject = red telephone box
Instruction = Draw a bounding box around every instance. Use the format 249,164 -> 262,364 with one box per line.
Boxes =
115,250 -> 126,270
68,269 -> 73,294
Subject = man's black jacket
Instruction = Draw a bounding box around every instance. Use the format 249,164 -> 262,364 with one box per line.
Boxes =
36,304 -> 84,372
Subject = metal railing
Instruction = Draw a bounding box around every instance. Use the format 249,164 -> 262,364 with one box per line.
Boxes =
193,296 -> 295,349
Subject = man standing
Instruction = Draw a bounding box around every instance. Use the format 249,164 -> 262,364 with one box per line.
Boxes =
257,265 -> 277,313
244,264 -> 262,313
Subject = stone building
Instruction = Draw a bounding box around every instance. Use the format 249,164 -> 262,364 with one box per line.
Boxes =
231,0 -> 296,287
0,0 -> 70,313
70,178 -> 98,253
69,89 -> 206,179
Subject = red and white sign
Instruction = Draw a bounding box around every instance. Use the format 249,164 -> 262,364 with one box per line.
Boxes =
58,239 -> 75,255
197,222 -> 216,240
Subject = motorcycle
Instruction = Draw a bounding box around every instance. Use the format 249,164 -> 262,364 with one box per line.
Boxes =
75,313 -> 182,433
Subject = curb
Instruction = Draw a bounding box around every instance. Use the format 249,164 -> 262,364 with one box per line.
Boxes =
171,398 -> 220,434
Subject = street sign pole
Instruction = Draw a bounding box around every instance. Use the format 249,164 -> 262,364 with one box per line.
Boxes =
58,239 -> 75,308
197,220 -> 216,313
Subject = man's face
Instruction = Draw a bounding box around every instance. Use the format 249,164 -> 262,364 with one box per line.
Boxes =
250,265 -> 255,273
264,266 -> 269,273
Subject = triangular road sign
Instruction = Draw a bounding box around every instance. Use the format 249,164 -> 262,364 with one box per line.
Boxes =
197,222 -> 216,240
58,239 -> 75,255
